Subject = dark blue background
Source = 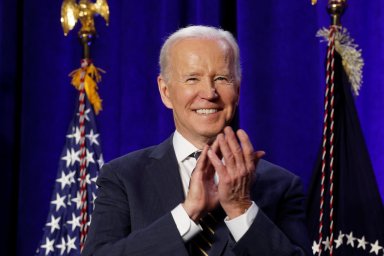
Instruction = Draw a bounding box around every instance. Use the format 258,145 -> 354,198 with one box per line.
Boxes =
1,1 -> 383,255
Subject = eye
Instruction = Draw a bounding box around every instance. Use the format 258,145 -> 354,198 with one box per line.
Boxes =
185,77 -> 199,84
214,76 -> 232,84
215,76 -> 228,81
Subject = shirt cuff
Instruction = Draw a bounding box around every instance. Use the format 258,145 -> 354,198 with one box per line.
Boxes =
224,202 -> 259,242
171,204 -> 202,242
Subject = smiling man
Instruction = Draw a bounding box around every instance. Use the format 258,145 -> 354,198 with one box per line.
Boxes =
83,26 -> 311,256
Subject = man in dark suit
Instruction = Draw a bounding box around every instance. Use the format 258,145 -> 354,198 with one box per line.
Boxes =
83,25 -> 311,255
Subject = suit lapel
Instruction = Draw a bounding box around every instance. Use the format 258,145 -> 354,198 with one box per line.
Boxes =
146,135 -> 185,212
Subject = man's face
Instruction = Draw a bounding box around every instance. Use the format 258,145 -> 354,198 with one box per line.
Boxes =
158,38 -> 240,147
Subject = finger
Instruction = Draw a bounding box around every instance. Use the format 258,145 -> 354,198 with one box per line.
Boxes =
217,133 -> 237,172
223,127 -> 246,174
195,145 -> 210,175
236,129 -> 255,171
254,151 -> 266,161
207,146 -> 226,179
206,138 -> 220,177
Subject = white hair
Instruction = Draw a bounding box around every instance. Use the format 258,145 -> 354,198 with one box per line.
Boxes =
159,25 -> 241,83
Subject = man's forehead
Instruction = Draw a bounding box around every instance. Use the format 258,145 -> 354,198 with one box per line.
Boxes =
170,37 -> 230,55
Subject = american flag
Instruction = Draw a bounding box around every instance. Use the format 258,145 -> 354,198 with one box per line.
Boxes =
35,96 -> 103,256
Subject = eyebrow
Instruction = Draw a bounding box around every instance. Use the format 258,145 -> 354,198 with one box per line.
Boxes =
181,72 -> 202,78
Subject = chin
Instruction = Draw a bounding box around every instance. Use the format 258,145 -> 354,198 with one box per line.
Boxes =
197,125 -> 225,139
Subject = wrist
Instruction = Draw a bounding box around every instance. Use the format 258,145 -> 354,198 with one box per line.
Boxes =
182,202 -> 202,222
223,201 -> 252,220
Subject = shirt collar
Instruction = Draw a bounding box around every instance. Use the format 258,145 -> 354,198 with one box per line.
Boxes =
173,130 -> 199,163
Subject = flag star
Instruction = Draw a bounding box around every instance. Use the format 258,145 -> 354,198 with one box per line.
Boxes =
312,240 -> 320,254
334,231 -> 344,248
346,232 -> 356,248
66,235 -> 77,253
71,191 -> 82,210
56,171 -> 71,190
97,154 -> 104,168
357,236 -> 368,250
66,127 -> 81,144
51,193 -> 66,212
322,236 -> 331,251
67,213 -> 81,232
67,170 -> 76,185
61,148 -> 80,167
86,129 -> 99,145
78,108 -> 91,121
91,175 -> 97,184
56,237 -> 66,255
40,237 -> 55,255
370,240 -> 383,255
46,215 -> 61,233
86,149 -> 95,166
78,173 -> 91,185
84,108 -> 91,121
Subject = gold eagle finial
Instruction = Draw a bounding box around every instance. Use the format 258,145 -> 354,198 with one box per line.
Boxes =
60,0 -> 109,36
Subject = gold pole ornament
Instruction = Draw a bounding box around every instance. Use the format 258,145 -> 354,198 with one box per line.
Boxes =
61,0 -> 109,115
311,0 -> 346,8
61,0 -> 109,37
327,0 -> 347,26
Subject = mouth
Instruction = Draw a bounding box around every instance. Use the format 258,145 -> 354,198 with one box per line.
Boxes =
195,108 -> 219,115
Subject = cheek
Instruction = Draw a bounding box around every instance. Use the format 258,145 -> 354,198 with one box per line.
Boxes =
220,87 -> 239,104
173,87 -> 197,103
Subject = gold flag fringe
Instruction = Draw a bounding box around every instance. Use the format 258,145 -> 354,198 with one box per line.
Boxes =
69,63 -> 106,114
317,26 -> 364,96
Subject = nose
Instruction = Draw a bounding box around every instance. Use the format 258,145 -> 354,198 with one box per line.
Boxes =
199,78 -> 218,100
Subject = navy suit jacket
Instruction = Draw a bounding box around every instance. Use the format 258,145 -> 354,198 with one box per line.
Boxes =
82,136 -> 311,255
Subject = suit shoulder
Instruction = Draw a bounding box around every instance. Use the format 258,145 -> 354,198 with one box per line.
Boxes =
252,159 -> 305,212
256,159 -> 300,183
98,135 -> 174,179
100,145 -> 157,177
111,145 -> 157,164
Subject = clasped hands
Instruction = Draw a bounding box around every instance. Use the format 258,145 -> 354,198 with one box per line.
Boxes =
182,126 -> 265,222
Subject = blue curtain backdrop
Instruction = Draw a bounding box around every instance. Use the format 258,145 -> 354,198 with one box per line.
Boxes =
1,0 -> 383,255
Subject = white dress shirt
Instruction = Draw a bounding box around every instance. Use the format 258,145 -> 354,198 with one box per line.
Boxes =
170,131 -> 259,242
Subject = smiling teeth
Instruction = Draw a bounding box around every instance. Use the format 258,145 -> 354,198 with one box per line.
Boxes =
196,109 -> 218,114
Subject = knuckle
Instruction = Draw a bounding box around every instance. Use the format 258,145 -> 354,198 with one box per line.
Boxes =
234,146 -> 242,155
226,152 -> 235,162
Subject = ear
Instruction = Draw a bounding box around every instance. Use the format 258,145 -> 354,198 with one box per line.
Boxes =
157,75 -> 173,109
235,83 -> 240,106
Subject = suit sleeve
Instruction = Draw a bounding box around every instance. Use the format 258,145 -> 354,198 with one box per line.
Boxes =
231,175 -> 312,256
82,163 -> 188,256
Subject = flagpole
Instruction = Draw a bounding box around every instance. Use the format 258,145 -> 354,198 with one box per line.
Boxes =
80,33 -> 93,60
60,0 -> 109,251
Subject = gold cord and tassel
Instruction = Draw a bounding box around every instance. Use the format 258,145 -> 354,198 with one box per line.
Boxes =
69,63 -> 106,115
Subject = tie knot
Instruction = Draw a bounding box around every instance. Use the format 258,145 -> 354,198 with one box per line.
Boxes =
192,151 -> 202,160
